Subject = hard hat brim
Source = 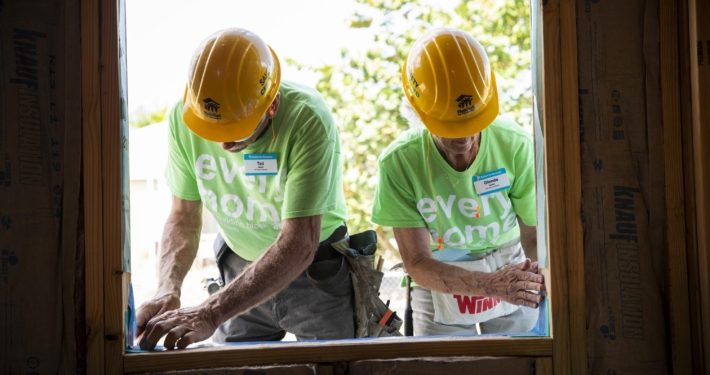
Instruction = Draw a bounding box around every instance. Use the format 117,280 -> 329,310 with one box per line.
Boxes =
403,69 -> 500,138
182,100 -> 262,142
182,47 -> 282,143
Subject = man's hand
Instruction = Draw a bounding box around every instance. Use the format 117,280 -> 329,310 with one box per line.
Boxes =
481,259 -> 545,308
139,304 -> 219,350
136,292 -> 181,340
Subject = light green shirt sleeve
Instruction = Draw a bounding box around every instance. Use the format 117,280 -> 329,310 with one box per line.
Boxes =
372,153 -> 427,228
281,111 -> 342,219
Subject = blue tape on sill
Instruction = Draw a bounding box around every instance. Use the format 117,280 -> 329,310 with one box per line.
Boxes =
528,298 -> 549,336
125,283 -> 138,350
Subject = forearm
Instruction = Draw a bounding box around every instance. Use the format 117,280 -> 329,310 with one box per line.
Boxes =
518,218 -> 537,262
204,217 -> 319,324
156,209 -> 202,296
395,227 -> 491,295
408,257 -> 490,295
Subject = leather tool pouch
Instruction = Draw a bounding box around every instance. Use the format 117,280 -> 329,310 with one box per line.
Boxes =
331,230 -> 403,337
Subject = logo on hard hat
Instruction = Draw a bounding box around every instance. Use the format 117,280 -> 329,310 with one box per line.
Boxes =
202,97 -> 222,120
409,74 -> 421,98
259,71 -> 269,95
456,94 -> 474,116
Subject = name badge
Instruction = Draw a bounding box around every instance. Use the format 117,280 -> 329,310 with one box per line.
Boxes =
244,153 -> 278,176
472,168 -> 510,196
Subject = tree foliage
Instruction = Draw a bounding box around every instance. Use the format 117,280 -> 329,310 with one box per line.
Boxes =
130,107 -> 168,128
305,0 -> 532,255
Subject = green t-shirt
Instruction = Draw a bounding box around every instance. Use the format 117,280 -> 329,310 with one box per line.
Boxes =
166,81 -> 347,261
371,117 -> 536,253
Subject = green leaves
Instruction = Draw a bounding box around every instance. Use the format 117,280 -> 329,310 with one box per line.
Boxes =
130,107 -> 168,128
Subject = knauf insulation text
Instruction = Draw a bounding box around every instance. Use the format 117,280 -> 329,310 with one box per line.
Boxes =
12,29 -> 47,187
612,185 -> 643,339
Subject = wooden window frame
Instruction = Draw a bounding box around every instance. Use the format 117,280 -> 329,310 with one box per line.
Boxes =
83,0 -> 586,373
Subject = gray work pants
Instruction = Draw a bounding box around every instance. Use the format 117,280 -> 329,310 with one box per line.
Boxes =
211,234 -> 355,342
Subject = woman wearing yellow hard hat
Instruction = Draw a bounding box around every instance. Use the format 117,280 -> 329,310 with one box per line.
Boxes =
372,28 -> 544,336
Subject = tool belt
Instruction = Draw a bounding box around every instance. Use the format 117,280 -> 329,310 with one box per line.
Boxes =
312,225 -> 348,263
330,230 -> 403,338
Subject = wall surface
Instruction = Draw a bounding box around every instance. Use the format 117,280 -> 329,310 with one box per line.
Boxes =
577,0 -> 670,373
0,0 -> 83,373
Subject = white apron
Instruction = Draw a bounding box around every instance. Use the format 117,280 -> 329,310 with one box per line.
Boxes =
430,242 -> 526,325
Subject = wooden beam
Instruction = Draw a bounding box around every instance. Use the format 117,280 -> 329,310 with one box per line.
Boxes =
689,0 -> 710,371
536,357 -> 554,375
659,0 -> 693,373
123,337 -> 553,373
100,0 -> 125,373
558,0 -> 585,373
542,0 -> 583,374
681,0 -> 705,372
82,0 -> 104,372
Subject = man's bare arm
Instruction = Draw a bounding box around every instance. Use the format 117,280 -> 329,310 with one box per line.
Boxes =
139,215 -> 323,349
136,196 -> 202,336
157,196 -> 203,296
205,215 -> 321,324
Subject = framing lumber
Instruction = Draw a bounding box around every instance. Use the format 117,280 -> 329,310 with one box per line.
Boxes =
689,0 -> 710,371
123,337 -> 552,373
659,0 -> 694,373
100,0 -> 125,372
82,0 -> 104,372
541,0 -> 584,374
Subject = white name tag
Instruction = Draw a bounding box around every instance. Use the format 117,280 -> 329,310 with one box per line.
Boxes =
472,168 -> 510,196
244,153 -> 278,176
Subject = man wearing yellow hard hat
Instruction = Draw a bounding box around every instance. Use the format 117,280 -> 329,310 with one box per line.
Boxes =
372,28 -> 545,336
136,28 -> 354,349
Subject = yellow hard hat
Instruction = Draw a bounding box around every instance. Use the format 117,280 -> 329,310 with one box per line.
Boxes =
182,28 -> 281,142
402,28 -> 499,138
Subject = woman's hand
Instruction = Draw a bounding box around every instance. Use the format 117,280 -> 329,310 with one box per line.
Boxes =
480,259 -> 545,308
